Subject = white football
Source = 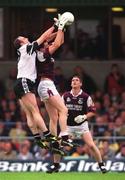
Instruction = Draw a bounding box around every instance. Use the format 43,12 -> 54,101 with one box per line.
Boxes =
61,12 -> 74,26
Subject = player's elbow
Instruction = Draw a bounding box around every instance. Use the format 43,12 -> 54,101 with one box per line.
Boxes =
53,41 -> 63,49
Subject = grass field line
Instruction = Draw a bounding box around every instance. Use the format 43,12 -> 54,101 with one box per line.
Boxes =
0,172 -> 125,180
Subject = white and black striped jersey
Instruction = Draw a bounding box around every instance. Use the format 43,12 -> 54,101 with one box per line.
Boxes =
17,41 -> 39,82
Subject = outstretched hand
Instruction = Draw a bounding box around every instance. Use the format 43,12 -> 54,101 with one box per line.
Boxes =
53,14 -> 61,28
74,115 -> 87,124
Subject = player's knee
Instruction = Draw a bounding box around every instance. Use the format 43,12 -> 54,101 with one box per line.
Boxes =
27,121 -> 34,130
62,106 -> 68,115
88,143 -> 95,150
51,115 -> 58,123
29,104 -> 39,113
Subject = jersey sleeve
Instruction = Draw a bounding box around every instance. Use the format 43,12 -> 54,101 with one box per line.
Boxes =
87,96 -> 96,113
37,51 -> 46,62
26,41 -> 39,55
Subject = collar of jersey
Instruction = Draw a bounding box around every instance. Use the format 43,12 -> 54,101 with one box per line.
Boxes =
70,89 -> 82,97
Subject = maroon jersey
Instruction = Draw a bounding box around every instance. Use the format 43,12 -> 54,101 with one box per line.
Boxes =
63,90 -> 96,126
36,48 -> 55,80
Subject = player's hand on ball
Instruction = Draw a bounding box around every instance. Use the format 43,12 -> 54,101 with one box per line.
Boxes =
54,14 -> 61,28
61,12 -> 74,26
58,15 -> 69,30
58,12 -> 74,30
74,115 -> 87,123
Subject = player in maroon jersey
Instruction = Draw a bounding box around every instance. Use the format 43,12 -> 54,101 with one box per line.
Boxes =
36,15 -> 75,153
47,75 -> 108,173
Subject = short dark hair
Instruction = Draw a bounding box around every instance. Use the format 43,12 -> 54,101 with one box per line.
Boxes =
72,75 -> 83,83
13,37 -> 21,49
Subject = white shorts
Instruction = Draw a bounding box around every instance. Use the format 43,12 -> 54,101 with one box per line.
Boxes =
38,79 -> 59,101
67,121 -> 89,138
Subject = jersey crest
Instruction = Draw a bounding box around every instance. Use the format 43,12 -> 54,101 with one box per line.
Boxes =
78,98 -> 83,104
66,97 -> 71,102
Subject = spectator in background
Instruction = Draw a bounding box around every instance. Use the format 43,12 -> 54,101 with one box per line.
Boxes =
5,90 -> 16,102
76,29 -> 85,59
94,101 -> 104,115
9,121 -> 27,149
5,67 -> 17,91
0,141 -> 5,154
3,110 -> 15,136
109,88 -> 120,104
71,144 -> 90,159
107,122 -> 115,136
0,99 -> 8,119
120,110 -> 125,123
60,43 -> 75,60
115,144 -> 125,159
119,91 -> 125,110
93,116 -> 108,136
95,24 -> 107,59
8,100 -> 20,121
94,90 -> 103,103
0,141 -> 17,160
114,117 -> 124,136
99,140 -> 115,160
35,148 -> 51,161
104,64 -> 125,94
107,106 -> 118,122
115,111 -> 125,136
81,32 -> 95,59
102,94 -> 111,113
76,29 -> 95,59
17,142 -> 34,160
67,66 -> 97,94
0,122 -> 6,136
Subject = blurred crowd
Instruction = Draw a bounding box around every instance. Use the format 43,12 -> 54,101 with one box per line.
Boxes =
0,63 -> 125,161
54,24 -> 125,60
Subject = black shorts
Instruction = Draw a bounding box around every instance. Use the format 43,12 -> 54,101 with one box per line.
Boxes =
13,78 -> 35,99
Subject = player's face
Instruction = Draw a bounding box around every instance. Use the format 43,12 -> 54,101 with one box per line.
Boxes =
71,77 -> 82,88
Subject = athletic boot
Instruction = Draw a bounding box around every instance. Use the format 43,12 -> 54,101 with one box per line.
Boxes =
99,162 -> 109,174
45,134 -> 59,142
46,164 -> 60,174
61,138 -> 77,148
34,133 -> 49,149
50,141 -> 65,156
35,139 -> 49,149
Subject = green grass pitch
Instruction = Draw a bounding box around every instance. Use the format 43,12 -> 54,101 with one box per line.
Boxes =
0,172 -> 124,180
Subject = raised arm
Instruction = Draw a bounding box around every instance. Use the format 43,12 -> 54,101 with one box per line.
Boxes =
47,14 -> 70,54
46,32 -> 57,43
48,30 -> 64,55
36,26 -> 55,45
36,14 -> 62,45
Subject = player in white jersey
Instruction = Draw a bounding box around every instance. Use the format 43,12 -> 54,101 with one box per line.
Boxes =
13,20 -> 65,155
47,75 -> 108,173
